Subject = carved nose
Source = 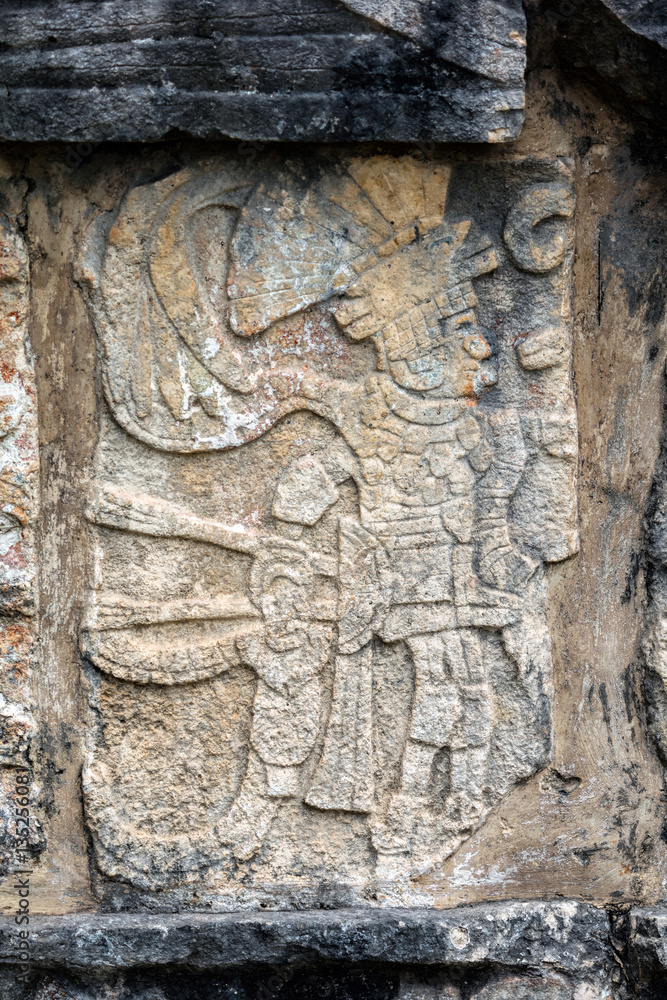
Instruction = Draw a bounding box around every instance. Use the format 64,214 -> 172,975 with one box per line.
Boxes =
463,331 -> 492,360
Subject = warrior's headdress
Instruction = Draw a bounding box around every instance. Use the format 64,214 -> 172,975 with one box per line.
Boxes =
79,156 -> 497,452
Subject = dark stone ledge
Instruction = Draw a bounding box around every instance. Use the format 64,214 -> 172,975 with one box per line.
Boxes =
0,902 -> 609,972
0,0 -> 526,143
0,87 -> 524,145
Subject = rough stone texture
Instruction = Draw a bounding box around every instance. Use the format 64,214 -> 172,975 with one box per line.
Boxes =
0,903 -> 609,978
0,174 -> 44,876
627,908 -> 667,997
70,151 -> 578,904
628,907 -> 667,969
0,904 -> 616,998
0,0 -> 526,143
529,0 -> 667,130
2,2 -> 667,997
0,901 -> 611,971
602,0 -> 667,46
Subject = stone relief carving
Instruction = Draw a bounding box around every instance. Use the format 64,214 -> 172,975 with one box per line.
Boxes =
77,154 -> 577,900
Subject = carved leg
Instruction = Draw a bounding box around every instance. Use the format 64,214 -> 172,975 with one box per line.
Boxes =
443,630 -> 491,829
219,761 -> 304,862
371,739 -> 439,855
400,739 -> 440,796
445,745 -> 488,827
220,673 -> 320,860
265,762 -> 300,798
372,633 -> 463,856
305,646 -> 374,813
217,753 -> 279,862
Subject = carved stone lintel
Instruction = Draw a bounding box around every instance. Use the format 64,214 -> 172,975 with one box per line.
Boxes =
0,0 -> 526,143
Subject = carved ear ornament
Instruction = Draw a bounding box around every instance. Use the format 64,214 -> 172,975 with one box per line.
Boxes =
503,182 -> 574,274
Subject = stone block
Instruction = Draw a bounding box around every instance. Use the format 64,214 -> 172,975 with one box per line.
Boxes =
0,0 -> 526,143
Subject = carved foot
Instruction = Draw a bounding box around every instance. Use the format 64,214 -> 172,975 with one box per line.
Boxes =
370,793 -> 427,856
442,791 -> 485,830
217,783 -> 280,863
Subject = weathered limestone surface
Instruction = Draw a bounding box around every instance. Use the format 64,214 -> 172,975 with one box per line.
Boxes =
72,151 -> 579,906
1,2 -> 667,999
0,178 -> 43,876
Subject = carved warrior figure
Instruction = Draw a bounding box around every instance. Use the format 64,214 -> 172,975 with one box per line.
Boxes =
78,156 -> 578,875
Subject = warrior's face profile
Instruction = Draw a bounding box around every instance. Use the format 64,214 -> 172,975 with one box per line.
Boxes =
378,305 -> 497,397
332,221 -> 499,399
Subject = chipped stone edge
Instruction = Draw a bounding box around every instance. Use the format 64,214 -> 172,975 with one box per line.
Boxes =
0,902 -> 610,972
629,906 -> 667,975
0,90 -> 525,145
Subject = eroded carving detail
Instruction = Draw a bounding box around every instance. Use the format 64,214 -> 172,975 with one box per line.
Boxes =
78,154 -> 577,899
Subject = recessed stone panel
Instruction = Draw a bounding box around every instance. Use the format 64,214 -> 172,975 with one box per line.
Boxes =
73,152 -> 578,905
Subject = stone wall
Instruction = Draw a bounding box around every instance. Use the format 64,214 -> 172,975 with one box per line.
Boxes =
0,2 -> 666,998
